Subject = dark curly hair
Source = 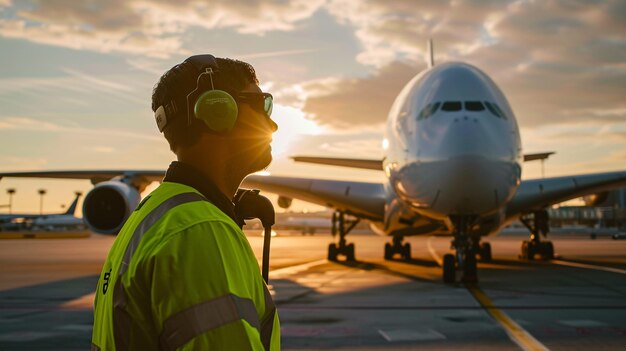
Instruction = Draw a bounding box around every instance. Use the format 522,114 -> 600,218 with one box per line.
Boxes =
151,56 -> 259,152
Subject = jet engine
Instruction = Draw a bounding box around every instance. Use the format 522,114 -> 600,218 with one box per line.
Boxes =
277,196 -> 293,209
82,180 -> 141,235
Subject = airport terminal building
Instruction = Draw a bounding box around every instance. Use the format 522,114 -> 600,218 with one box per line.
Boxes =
549,188 -> 626,229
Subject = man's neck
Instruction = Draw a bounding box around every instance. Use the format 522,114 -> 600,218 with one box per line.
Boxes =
177,147 -> 243,200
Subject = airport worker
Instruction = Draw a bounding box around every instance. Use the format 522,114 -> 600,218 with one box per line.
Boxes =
91,54 -> 280,350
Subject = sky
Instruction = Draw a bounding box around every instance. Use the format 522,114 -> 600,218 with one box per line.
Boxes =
0,0 -> 625,215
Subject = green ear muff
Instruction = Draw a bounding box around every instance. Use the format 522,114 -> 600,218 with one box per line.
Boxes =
194,89 -> 238,133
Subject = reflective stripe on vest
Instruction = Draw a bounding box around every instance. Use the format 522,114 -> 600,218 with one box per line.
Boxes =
111,191 -> 276,350
159,294 -> 260,351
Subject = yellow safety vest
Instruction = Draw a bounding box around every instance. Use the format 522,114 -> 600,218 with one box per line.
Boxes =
91,181 -> 280,350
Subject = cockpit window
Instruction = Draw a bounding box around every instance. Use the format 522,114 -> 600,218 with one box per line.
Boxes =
492,103 -> 507,120
441,101 -> 462,111
465,101 -> 485,111
417,102 -> 441,120
484,101 -> 504,118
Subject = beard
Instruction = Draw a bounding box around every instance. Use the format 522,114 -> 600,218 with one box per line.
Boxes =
226,139 -> 273,179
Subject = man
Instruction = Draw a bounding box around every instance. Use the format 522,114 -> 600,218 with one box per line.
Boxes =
91,55 -> 280,350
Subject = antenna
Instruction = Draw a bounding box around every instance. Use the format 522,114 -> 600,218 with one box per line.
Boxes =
427,38 -> 435,68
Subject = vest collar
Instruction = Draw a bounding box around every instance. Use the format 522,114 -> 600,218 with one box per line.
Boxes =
163,161 -> 244,228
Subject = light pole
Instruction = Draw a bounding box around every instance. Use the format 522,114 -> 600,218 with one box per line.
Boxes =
38,189 -> 46,215
6,188 -> 16,214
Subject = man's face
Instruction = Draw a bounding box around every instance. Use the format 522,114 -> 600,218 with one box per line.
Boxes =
227,83 -> 278,174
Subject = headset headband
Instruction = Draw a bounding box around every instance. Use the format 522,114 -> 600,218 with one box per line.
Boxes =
183,55 -> 222,126
184,54 -> 219,72
155,55 -> 222,133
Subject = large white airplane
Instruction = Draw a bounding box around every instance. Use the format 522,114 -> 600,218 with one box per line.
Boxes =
1,48 -> 625,283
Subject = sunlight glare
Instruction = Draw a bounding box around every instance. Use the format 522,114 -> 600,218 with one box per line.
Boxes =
270,104 -> 325,156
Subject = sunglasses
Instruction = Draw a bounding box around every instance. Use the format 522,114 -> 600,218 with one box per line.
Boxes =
236,92 -> 273,117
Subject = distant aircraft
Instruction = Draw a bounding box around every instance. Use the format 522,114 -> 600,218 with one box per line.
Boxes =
1,42 -> 625,283
276,215 -> 331,235
0,192 -> 82,227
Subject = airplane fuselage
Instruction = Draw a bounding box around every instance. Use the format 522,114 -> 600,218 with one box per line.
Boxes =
382,62 -> 522,235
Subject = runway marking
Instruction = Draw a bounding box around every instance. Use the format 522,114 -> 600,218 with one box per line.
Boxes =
467,285 -> 549,351
269,259 -> 327,277
426,236 -> 443,266
551,260 -> 626,275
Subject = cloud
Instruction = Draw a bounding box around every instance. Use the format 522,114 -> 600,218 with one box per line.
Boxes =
325,0 -> 513,67
235,48 -> 320,60
0,156 -> 49,171
90,146 -> 116,153
301,61 -> 423,128
0,70 -> 146,107
0,0 -> 325,58
302,0 -> 626,130
0,116 -> 161,141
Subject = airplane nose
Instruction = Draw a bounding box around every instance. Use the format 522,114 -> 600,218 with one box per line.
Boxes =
439,115 -> 509,160
397,115 -> 520,215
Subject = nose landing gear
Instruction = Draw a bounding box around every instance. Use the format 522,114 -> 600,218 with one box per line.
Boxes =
384,235 -> 411,260
443,216 -> 479,284
519,210 -> 554,260
327,211 -> 359,261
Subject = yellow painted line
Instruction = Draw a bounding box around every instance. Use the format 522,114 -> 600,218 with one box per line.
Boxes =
467,285 -> 549,351
552,259 -> 626,275
426,236 -> 443,266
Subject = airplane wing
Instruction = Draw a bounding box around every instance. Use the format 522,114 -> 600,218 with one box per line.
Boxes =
506,170 -> 626,218
242,175 -> 386,221
0,170 -> 165,184
291,152 -> 557,171
0,170 -> 386,221
291,156 -> 383,170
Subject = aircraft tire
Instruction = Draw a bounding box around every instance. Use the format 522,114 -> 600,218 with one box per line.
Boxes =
328,243 -> 338,261
462,254 -> 478,283
443,254 -> 456,283
384,243 -> 392,260
480,242 -> 492,262
520,240 -> 533,260
346,243 -> 356,261
541,241 -> 554,260
403,243 -> 411,260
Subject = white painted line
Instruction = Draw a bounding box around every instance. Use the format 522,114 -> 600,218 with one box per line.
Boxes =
269,259 -> 327,277
427,236 -> 443,266
552,260 -> 626,275
378,328 -> 446,342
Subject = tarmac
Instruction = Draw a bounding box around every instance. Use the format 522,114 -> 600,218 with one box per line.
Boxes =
0,229 -> 625,350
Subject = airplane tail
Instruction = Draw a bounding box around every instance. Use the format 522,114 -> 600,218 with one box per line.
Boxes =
427,38 -> 434,68
65,192 -> 82,215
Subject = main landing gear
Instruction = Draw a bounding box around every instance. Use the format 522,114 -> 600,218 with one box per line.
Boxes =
327,211 -> 359,261
384,235 -> 411,260
442,216 -> 482,284
519,210 -> 554,260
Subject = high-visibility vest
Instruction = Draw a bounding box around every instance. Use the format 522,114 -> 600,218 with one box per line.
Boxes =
91,181 -> 280,350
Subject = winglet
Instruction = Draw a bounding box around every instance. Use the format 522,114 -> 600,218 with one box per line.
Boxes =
427,38 -> 434,68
